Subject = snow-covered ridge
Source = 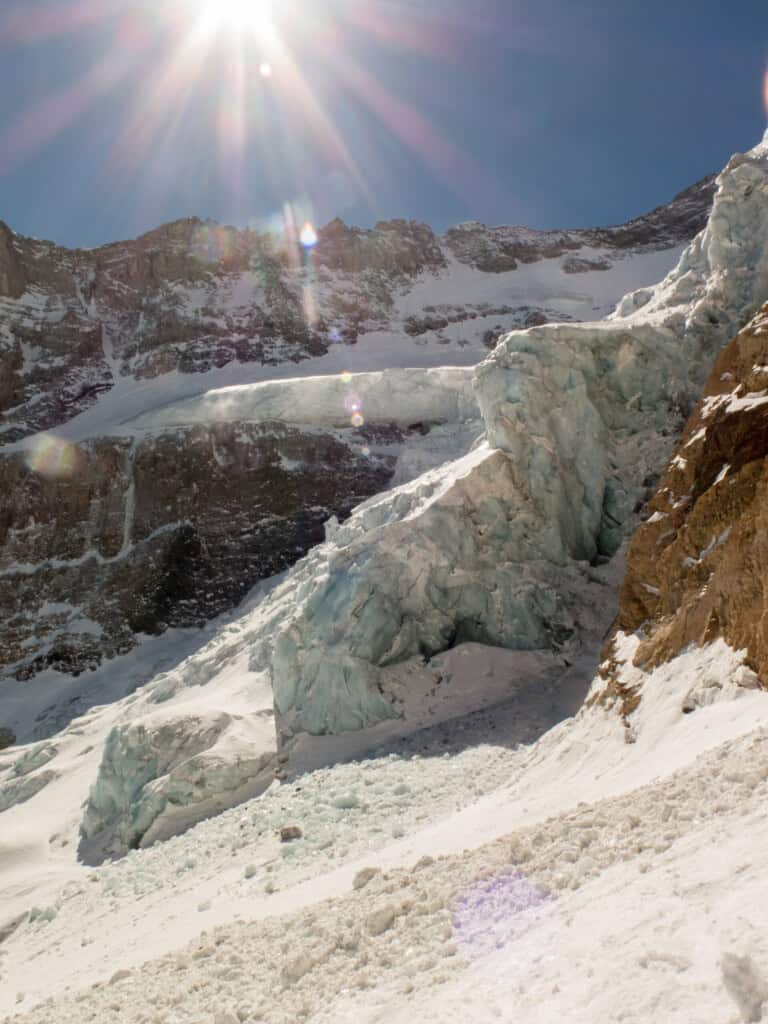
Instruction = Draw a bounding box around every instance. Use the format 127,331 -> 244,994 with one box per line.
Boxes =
0,174 -> 712,446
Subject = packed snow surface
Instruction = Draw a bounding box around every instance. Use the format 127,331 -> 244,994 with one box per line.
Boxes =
2,637 -> 768,1023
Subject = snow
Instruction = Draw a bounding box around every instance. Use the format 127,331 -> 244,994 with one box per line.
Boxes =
724,389 -> 768,414
398,247 -> 686,324
121,366 -> 478,435
2,635 -> 768,1023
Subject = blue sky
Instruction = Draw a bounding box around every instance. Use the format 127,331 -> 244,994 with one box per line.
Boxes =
1,0 -> 767,248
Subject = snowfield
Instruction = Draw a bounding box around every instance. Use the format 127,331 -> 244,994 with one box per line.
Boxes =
2,638 -> 768,1023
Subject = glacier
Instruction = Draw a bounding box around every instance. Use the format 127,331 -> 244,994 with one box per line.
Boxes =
74,136 -> 768,856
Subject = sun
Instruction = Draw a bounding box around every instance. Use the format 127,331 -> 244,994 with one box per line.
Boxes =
189,0 -> 275,36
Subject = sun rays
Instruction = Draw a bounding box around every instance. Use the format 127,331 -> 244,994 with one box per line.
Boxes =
0,0 -> 512,281
184,0 -> 276,36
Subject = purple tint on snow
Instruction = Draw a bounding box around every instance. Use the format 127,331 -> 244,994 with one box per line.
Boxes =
452,871 -> 556,962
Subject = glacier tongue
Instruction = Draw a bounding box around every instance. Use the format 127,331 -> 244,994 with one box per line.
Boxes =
77,141 -> 768,856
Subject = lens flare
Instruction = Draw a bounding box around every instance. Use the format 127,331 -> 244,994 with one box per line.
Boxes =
300,221 -> 318,248
452,871 -> 560,974
24,434 -> 79,479
259,61 -> 273,78
350,412 -> 365,428
343,391 -> 362,414
302,281 -> 318,326
340,371 -> 353,384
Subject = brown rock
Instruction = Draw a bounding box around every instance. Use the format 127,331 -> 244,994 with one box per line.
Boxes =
598,302 -> 768,712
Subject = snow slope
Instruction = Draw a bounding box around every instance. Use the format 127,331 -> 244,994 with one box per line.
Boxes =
2,637 -> 768,1022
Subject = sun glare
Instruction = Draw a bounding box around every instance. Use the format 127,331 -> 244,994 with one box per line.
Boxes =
192,0 -> 273,36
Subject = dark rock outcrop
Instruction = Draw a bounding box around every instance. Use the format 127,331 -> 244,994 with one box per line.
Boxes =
0,422 -> 396,678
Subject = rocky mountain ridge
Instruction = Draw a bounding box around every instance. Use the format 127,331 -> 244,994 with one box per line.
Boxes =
0,175 -> 714,445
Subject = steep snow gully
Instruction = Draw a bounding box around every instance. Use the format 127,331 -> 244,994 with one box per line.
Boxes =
1,132 -> 768,1023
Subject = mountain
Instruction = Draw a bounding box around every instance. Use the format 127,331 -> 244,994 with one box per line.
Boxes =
1,139 -> 765,852
3,136 -> 768,1023
0,175 -> 714,446
0,178 -> 715,689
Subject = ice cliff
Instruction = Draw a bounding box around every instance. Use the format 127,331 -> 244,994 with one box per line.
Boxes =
265,141 -> 768,737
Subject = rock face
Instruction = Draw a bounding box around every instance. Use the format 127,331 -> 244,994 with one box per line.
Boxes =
0,421 -> 396,679
444,175 -> 715,273
0,178 -> 713,444
599,302 -> 768,710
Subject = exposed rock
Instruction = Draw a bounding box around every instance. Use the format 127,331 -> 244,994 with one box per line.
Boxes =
599,302 -> 768,704
279,825 -> 303,843
562,256 -> 611,274
0,222 -> 28,299
444,175 -> 715,273
0,421 -> 396,678
0,726 -> 15,750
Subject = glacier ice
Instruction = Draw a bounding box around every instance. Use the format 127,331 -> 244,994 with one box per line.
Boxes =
264,141 -> 768,741
122,366 -> 479,434
79,706 -> 276,862
78,139 -> 768,855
